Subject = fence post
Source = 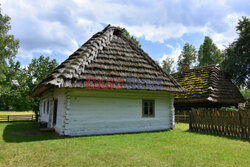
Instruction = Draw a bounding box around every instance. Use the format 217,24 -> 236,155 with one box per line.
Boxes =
248,110 -> 250,139
239,111 -> 243,138
8,115 -> 10,122
189,110 -> 192,130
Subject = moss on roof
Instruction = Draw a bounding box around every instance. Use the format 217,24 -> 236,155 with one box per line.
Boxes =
171,65 -> 245,106
173,67 -> 210,99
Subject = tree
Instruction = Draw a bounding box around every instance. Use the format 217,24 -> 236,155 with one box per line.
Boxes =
0,5 -> 19,81
162,57 -> 175,74
177,42 -> 197,71
222,17 -> 250,88
26,55 -> 58,87
0,5 -> 19,110
118,26 -> 141,47
25,55 -> 58,113
0,55 -> 58,111
0,60 -> 22,110
198,36 -> 223,66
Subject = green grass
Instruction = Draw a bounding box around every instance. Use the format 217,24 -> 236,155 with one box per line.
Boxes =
0,111 -> 34,115
0,122 -> 249,167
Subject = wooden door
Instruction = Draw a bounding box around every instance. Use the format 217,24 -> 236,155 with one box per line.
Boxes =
53,99 -> 58,125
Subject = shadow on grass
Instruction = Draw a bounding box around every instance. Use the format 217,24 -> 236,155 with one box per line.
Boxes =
2,122 -> 64,143
2,122 -> 173,143
184,129 -> 250,142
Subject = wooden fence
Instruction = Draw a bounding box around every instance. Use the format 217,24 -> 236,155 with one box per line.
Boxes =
0,114 -> 36,122
189,109 -> 250,139
175,110 -> 190,123
175,115 -> 189,123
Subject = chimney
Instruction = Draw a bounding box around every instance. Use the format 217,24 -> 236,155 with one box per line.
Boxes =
183,64 -> 189,72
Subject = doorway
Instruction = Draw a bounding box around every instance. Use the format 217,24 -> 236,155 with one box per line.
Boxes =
53,99 -> 58,126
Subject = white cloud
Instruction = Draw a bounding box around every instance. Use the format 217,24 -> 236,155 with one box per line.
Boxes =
18,49 -> 33,60
0,0 -> 249,65
166,44 -> 174,50
124,24 -> 188,43
160,44 -> 182,63
198,13 -> 245,50
158,44 -> 182,71
1,0 -> 104,62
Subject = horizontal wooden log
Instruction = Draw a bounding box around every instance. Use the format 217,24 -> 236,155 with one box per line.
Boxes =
0,114 -> 36,122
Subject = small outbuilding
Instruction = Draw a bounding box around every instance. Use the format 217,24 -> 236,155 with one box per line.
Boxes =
171,64 -> 245,110
31,25 -> 185,136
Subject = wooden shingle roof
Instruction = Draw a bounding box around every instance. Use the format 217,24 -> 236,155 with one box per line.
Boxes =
172,65 -> 245,108
31,25 -> 185,97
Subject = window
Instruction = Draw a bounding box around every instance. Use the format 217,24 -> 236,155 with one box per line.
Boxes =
142,100 -> 155,117
47,100 -> 49,114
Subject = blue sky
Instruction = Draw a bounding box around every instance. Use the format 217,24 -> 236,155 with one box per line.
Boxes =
1,0 -> 250,68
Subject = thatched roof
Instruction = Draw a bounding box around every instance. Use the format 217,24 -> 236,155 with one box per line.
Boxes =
171,65 -> 245,109
31,25 -> 185,97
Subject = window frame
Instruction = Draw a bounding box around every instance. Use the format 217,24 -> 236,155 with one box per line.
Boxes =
142,100 -> 155,118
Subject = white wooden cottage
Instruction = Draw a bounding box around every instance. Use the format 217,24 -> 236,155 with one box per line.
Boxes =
31,25 -> 185,136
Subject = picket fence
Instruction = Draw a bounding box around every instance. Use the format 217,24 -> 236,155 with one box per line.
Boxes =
189,109 -> 250,139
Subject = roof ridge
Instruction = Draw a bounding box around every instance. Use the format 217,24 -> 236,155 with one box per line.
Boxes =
32,26 -> 116,90
172,64 -> 218,75
51,26 -> 116,86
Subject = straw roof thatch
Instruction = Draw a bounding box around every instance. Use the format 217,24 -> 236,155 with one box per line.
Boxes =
31,25 -> 185,97
172,65 -> 245,109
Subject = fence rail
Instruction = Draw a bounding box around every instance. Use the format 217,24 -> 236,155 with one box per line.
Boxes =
189,109 -> 250,139
0,114 -> 36,122
175,115 -> 189,123
175,110 -> 190,123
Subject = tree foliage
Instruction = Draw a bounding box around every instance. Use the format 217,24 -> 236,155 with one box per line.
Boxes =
118,26 -> 141,47
26,55 -> 58,89
25,55 -> 58,112
0,6 -> 58,111
0,60 -> 22,110
0,5 -> 19,81
0,55 -> 58,111
240,89 -> 250,100
198,36 -> 223,67
222,17 -> 250,88
162,57 -> 175,74
177,42 -> 197,71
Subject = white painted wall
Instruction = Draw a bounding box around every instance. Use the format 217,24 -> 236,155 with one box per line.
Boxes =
63,89 -> 173,136
53,89 -> 65,134
39,88 -> 174,136
39,91 -> 52,123
39,88 -> 65,134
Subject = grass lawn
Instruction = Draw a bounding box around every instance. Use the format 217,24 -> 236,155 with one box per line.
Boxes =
0,111 -> 34,115
0,122 -> 249,167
